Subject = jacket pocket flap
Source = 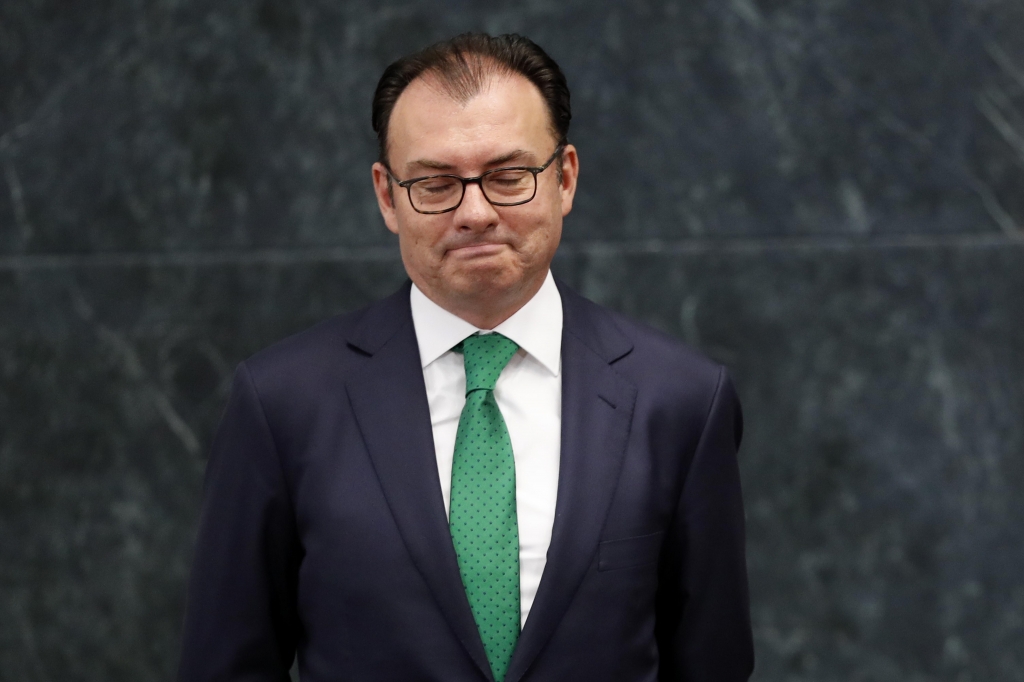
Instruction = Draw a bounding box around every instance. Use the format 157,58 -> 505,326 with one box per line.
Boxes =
598,531 -> 664,571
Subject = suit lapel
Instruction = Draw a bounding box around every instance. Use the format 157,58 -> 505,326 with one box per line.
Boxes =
505,284 -> 637,682
344,284 -> 493,680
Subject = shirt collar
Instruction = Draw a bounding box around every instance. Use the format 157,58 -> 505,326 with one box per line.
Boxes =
409,270 -> 563,376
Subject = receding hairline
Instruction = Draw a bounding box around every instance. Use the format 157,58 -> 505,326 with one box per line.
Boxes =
419,53 -> 515,104
372,33 -> 572,168
385,62 -> 561,163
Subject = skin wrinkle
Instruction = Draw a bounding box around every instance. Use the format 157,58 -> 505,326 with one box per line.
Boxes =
372,71 -> 579,331
404,149 -> 535,176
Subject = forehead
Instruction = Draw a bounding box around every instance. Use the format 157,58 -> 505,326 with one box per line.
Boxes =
387,72 -> 554,167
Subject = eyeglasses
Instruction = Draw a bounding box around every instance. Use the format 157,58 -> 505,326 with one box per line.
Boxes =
386,145 -> 564,215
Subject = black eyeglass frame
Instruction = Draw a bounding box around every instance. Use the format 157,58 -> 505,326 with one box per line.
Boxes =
386,144 -> 565,215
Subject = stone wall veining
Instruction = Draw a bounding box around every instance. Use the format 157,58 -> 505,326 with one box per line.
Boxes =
1,1 -> 1022,680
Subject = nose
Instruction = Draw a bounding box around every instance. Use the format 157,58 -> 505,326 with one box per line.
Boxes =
452,180 -> 499,231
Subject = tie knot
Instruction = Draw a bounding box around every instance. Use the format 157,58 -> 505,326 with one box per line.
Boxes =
457,333 -> 520,393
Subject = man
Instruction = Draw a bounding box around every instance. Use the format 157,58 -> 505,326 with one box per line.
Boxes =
179,33 -> 753,681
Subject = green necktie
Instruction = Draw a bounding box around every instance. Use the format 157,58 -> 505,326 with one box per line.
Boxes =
449,332 -> 521,682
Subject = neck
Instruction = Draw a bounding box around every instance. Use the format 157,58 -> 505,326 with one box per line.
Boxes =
418,272 -> 547,330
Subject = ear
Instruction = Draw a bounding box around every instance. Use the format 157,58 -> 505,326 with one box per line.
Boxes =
372,162 -> 400,235
558,144 -> 579,217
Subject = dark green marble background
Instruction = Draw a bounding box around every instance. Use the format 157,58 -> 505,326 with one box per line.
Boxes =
1,1 -> 1022,680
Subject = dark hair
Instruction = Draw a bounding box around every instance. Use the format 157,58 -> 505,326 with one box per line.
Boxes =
371,33 -> 571,165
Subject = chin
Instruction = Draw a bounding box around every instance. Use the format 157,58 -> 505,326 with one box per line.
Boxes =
450,265 -> 526,300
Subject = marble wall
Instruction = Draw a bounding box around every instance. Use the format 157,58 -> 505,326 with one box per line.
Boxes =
1,1 -> 1022,680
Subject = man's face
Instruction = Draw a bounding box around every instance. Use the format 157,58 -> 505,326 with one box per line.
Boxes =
372,71 -> 578,322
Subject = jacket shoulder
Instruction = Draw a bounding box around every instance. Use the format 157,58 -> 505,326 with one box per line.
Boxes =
611,307 -> 722,382
560,283 -> 725,391
240,279 -> 411,401
244,308 -> 364,376
562,286 -> 742,448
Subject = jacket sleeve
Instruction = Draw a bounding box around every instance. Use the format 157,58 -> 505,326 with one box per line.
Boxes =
657,367 -> 754,681
178,362 -> 300,681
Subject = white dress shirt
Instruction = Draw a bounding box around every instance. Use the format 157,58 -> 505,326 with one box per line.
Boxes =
409,271 -> 562,628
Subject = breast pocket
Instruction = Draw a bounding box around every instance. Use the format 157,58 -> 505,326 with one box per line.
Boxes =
597,531 -> 664,572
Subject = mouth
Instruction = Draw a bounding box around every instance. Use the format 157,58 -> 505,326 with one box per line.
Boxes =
445,242 -> 507,258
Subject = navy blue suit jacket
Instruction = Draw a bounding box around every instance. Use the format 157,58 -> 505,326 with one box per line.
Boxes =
178,280 -> 753,681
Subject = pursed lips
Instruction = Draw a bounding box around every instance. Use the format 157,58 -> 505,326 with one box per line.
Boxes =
445,241 -> 507,257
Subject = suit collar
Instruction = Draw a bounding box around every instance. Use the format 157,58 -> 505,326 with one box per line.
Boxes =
345,280 -> 414,356
555,278 -> 633,365
344,286 -> 494,679
346,279 -> 637,682
504,282 -> 638,682
409,271 -> 564,377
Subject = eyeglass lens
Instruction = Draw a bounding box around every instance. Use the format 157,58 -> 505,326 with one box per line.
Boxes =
409,169 -> 536,212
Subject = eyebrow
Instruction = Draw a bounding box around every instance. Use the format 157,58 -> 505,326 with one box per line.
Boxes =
405,149 -> 535,174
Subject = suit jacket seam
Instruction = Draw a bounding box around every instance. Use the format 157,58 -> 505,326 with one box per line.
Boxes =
563,323 -> 635,384
666,364 -> 726,534
239,359 -> 297,513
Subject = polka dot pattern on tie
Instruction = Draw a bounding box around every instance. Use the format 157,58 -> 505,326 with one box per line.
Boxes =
449,332 -> 521,682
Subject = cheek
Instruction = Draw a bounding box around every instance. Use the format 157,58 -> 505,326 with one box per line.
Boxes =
522,203 -> 562,246
406,235 -> 440,267
397,216 -> 443,254
509,219 -> 559,266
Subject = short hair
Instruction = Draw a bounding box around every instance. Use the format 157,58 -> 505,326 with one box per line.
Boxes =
371,33 -> 571,165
